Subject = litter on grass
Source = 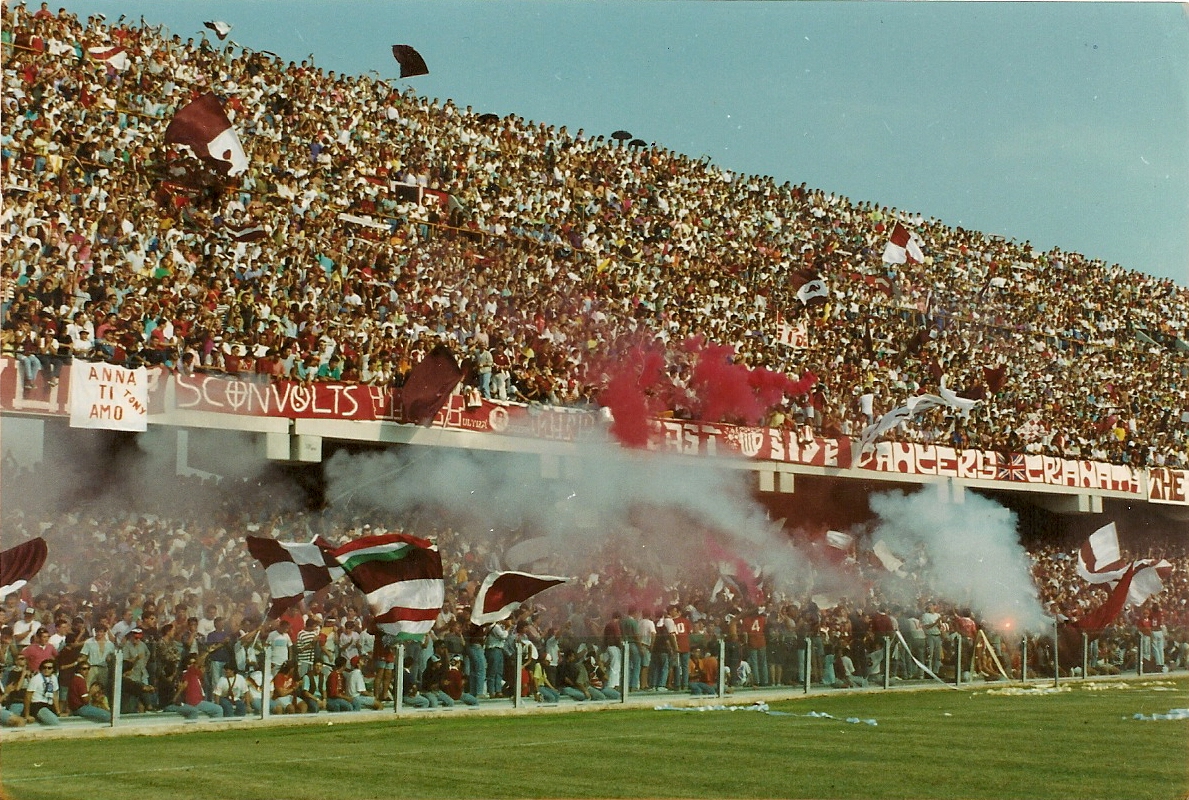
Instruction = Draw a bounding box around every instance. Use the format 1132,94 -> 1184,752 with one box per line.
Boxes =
1131,708 -> 1189,721
979,686 -> 1071,697
654,702 -> 877,726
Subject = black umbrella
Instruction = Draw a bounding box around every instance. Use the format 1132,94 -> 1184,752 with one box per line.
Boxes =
391,44 -> 429,78
477,112 -> 500,124
610,130 -> 633,141
628,138 -> 647,149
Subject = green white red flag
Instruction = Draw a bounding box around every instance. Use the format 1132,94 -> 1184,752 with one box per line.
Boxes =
325,533 -> 443,639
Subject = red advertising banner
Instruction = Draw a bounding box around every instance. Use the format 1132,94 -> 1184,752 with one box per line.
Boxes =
0,358 -> 1173,501
649,419 -> 852,468
173,373 -> 394,420
857,441 -> 1143,495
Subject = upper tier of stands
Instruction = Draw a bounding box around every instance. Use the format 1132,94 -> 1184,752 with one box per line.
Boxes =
2,5 -> 1186,468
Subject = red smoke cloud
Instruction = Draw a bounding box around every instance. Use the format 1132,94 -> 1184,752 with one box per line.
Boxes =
597,336 -> 819,447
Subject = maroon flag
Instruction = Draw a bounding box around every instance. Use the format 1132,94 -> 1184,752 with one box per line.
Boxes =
0,537 -> 48,600
165,93 -> 249,176
470,571 -> 569,625
247,536 -> 344,618
87,46 -> 130,70
400,344 -> 463,426
984,365 -> 1008,394
224,222 -> 268,242
1072,564 -> 1138,633
391,45 -> 429,78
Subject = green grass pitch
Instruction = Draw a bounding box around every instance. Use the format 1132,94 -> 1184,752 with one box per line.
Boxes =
2,678 -> 1186,800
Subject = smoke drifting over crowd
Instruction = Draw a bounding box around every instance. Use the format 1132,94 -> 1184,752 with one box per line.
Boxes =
322,435 -> 1050,629
865,490 -> 1049,633
323,440 -> 816,604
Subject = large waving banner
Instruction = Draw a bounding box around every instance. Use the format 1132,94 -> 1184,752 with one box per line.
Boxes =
68,363 -> 149,431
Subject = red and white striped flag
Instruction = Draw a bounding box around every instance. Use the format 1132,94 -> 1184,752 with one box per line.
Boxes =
1076,522 -> 1129,585
165,92 -> 249,176
882,222 -> 924,265
224,222 -> 268,242
0,537 -> 48,600
470,571 -> 569,626
88,46 -> 131,71
247,536 -> 344,618
326,533 -> 444,639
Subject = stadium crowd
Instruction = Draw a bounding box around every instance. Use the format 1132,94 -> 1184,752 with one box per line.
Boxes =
2,3 -> 1187,470
2,457 -> 1187,727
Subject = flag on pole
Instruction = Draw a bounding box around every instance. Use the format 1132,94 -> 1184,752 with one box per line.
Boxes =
1072,563 -> 1139,633
223,222 -> 268,242
247,536 -> 344,618
795,278 -> 830,306
882,222 -> 924,265
391,45 -> 429,78
400,343 -> 464,426
470,571 -> 569,626
1126,559 -> 1173,607
1076,522 -> 1129,584
204,20 -> 233,40
87,46 -> 131,71
326,533 -> 444,639
164,92 -> 249,176
871,540 -> 906,576
0,537 -> 48,600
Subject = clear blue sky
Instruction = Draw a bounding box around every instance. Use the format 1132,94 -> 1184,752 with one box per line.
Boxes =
62,0 -> 1189,285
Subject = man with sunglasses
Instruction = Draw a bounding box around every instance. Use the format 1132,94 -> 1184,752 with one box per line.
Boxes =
24,658 -> 62,725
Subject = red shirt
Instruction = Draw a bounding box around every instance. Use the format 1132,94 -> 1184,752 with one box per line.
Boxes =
21,642 -> 58,672
326,669 -> 346,700
67,673 -> 90,712
673,616 -> 691,654
743,615 -> 767,649
181,665 -> 205,705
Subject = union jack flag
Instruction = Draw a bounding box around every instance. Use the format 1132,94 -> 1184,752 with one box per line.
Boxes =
997,453 -> 1027,481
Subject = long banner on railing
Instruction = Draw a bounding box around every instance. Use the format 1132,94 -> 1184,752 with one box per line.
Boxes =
0,358 -> 1179,502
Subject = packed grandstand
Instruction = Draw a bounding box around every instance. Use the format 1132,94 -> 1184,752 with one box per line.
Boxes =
1,4 -> 1187,726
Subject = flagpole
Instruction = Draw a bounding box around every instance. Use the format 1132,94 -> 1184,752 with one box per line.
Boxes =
395,642 -> 405,714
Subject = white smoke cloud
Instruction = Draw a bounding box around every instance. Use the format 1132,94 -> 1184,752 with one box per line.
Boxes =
867,490 -> 1048,633
322,442 -> 815,604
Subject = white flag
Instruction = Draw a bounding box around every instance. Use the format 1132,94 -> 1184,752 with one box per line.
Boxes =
68,363 -> 149,431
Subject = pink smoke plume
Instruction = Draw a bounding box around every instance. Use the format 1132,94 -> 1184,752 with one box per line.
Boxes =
685,339 -> 819,426
597,336 -> 820,446
598,344 -> 669,448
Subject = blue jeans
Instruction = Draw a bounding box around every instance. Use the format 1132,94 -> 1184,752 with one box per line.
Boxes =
689,681 -> 715,695
426,691 -> 454,708
926,634 -> 943,675
675,653 -> 690,690
486,648 -> 504,696
75,703 -> 112,723
176,701 -> 223,719
219,697 -> 246,717
653,651 -> 671,689
627,644 -> 642,690
467,643 -> 486,696
17,354 -> 40,384
326,698 -> 353,712
749,647 -> 768,686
